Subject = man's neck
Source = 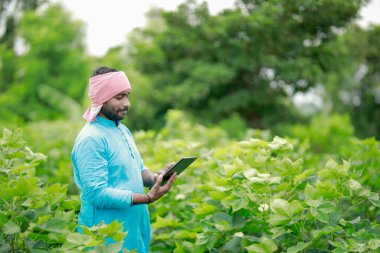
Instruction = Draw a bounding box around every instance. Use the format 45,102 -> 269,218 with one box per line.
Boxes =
98,113 -> 119,126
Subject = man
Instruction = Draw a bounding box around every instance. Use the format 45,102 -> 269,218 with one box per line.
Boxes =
71,66 -> 176,252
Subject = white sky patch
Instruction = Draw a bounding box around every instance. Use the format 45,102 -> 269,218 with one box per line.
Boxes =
51,0 -> 235,56
51,0 -> 380,56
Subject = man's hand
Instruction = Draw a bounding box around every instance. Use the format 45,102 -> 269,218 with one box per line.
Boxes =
153,162 -> 176,184
147,172 -> 176,203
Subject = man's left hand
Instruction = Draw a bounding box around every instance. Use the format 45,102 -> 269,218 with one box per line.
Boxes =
153,162 -> 175,183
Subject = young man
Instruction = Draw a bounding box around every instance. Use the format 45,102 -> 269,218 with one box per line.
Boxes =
71,67 -> 176,252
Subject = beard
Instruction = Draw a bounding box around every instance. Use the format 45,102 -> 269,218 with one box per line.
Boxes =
100,106 -> 125,122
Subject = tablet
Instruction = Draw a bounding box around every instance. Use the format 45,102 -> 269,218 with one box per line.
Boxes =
162,156 -> 198,182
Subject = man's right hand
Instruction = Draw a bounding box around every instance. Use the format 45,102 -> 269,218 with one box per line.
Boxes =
147,172 -> 176,203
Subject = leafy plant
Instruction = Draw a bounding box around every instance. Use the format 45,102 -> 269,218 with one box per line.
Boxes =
0,128 -> 128,252
2,110 -> 379,252
149,136 -> 380,252
130,111 -> 380,252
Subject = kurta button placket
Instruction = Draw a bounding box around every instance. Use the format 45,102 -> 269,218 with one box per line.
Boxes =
117,125 -> 135,159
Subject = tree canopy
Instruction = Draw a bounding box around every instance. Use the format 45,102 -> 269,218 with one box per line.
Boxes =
129,0 -> 367,130
0,3 -> 89,124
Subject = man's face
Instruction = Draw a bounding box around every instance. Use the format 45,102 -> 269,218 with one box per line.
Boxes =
100,90 -> 131,122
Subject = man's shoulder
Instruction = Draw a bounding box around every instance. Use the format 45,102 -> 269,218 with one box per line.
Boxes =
75,123 -> 106,145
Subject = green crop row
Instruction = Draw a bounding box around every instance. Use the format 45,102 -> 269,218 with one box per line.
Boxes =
0,128 -> 133,252
0,110 -> 379,252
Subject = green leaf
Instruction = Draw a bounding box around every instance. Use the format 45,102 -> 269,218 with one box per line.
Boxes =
232,214 -> 247,228
289,200 -> 303,216
243,168 -> 259,179
215,220 -> 231,231
348,179 -> 362,191
31,250 -> 49,253
152,215 -> 181,229
368,192 -> 380,207
368,239 -> 380,250
312,226 -> 340,240
36,218 -> 67,233
66,233 -> 92,245
268,214 -> 290,227
98,220 -> 123,234
270,199 -> 289,215
317,202 -> 336,214
193,204 -> 216,215
88,241 -> 124,253
3,220 -> 20,234
270,199 -> 302,217
269,227 -> 286,239
223,237 -> 242,252
287,242 -> 311,253
268,137 -> 293,153
224,157 -> 245,177
305,197 -> 323,208
173,230 -> 197,239
221,195 -> 249,212
1,128 -> 12,143
174,241 -> 186,253
245,237 -> 278,253
318,159 -> 349,179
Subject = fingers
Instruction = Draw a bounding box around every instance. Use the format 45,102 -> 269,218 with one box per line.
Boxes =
168,172 -> 176,187
156,170 -> 165,175
162,172 -> 176,191
165,162 -> 176,171
148,172 -> 176,203
152,174 -> 163,190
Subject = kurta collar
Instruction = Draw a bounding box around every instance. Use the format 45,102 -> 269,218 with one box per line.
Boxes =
95,115 -> 120,127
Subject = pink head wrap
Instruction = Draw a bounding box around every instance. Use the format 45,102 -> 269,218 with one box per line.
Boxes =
83,71 -> 132,122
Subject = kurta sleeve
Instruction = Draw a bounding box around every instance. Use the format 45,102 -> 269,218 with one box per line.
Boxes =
140,158 -> 149,172
74,136 -> 134,209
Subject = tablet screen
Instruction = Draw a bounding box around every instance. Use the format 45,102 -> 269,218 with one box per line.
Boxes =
163,156 -> 198,181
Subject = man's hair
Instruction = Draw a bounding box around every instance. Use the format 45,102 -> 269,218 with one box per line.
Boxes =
91,66 -> 119,77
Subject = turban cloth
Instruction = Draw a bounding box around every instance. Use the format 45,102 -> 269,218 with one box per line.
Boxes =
83,71 -> 132,122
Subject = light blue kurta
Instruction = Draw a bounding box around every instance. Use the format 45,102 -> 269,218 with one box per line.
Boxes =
72,116 -> 150,252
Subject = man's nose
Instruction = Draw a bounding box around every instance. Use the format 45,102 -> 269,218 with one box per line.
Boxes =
123,98 -> 131,107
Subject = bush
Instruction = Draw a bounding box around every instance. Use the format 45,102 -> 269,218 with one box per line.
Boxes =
0,128 -> 128,252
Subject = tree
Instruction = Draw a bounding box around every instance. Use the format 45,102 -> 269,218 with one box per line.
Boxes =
354,26 -> 380,138
129,0 -> 367,129
0,3 -> 90,125
316,24 -> 380,138
0,0 -> 46,48
337,25 -> 380,138
0,0 -> 46,91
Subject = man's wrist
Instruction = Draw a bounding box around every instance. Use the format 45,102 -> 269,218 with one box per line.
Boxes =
146,193 -> 151,204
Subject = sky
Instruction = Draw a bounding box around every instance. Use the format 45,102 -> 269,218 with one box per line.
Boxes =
53,0 -> 380,56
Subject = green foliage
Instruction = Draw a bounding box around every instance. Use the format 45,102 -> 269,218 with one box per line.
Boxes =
132,114 -> 379,252
1,110 -> 379,252
281,114 -> 380,193
218,113 -> 248,140
140,125 -> 380,252
349,25 -> 380,138
316,24 -> 380,139
0,128 -> 128,252
22,120 -> 84,194
0,44 -> 17,92
0,3 -> 90,125
0,0 -> 46,48
282,114 -> 354,154
129,0 -> 367,130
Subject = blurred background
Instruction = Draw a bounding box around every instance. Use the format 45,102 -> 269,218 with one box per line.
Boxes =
0,0 -> 379,138
1,1 -> 380,251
